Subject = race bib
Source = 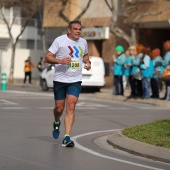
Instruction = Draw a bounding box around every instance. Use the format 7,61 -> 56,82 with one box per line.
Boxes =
66,61 -> 80,72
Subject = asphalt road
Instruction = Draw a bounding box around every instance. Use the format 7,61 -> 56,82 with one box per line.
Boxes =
0,87 -> 170,170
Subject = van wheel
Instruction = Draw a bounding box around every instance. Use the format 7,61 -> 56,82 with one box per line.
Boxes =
41,80 -> 49,91
96,87 -> 101,92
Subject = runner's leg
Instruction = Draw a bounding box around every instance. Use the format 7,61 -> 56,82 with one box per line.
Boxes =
64,94 -> 78,135
53,81 -> 67,121
54,100 -> 65,122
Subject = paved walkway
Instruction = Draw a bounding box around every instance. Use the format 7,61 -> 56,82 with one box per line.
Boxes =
95,88 -> 170,108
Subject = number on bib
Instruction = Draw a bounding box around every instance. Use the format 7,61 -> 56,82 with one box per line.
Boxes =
67,61 -> 80,72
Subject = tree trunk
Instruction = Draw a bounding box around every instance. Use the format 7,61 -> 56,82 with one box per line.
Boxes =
110,26 -> 137,47
42,28 -> 46,52
8,43 -> 16,84
129,28 -> 137,46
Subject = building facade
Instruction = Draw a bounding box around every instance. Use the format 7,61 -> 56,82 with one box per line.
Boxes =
129,0 -> 170,56
0,6 -> 44,80
43,0 -> 170,87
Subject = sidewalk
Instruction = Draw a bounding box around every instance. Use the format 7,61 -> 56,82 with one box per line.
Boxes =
95,88 -> 170,108
4,79 -> 43,92
95,88 -> 170,163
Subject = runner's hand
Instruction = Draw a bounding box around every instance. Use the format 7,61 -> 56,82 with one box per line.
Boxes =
84,63 -> 91,71
59,57 -> 71,64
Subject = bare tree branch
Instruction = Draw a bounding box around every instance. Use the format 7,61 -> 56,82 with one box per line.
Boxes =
0,8 -> 13,40
59,0 -> 92,23
10,14 -> 16,28
104,0 -> 137,46
74,0 -> 92,21
134,5 -> 170,21
58,0 -> 70,23
15,19 -> 30,45
111,26 -> 131,43
104,0 -> 114,11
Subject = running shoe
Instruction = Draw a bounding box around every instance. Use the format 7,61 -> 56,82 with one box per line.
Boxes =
62,136 -> 74,147
52,120 -> 61,139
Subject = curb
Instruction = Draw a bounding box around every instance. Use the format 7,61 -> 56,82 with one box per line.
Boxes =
95,91 -> 170,108
107,130 -> 170,163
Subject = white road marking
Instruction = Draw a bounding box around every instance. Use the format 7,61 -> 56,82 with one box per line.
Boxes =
0,90 -> 53,97
76,102 -> 85,106
108,107 -> 130,110
1,91 -> 168,111
72,130 -> 165,170
0,99 -> 18,105
1,107 -> 28,110
40,107 -> 54,110
137,107 -> 170,110
77,102 -> 108,107
76,107 -> 97,110
39,106 -> 98,110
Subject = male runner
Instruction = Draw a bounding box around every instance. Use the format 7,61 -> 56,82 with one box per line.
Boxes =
45,20 -> 91,147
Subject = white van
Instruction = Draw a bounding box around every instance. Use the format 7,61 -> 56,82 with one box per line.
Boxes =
40,56 -> 105,91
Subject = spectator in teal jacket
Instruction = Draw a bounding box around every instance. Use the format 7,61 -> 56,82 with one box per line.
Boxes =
140,47 -> 152,99
124,46 -> 136,97
161,40 -> 170,100
151,48 -> 162,98
131,53 -> 143,76
130,44 -> 144,98
112,45 -> 126,96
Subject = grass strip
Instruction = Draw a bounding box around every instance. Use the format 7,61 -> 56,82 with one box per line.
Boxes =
122,119 -> 170,149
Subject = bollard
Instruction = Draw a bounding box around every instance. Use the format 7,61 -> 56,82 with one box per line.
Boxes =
1,73 -> 7,91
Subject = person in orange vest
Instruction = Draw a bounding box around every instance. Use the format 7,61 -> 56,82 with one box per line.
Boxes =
23,56 -> 35,84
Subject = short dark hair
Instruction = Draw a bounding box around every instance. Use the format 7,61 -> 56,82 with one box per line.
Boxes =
68,20 -> 82,29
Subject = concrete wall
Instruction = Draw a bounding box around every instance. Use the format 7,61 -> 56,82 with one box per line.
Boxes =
1,48 -> 45,80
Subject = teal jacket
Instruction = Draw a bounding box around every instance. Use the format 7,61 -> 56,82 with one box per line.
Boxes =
131,53 -> 143,75
160,51 -> 170,75
113,53 -> 126,76
162,51 -> 170,67
123,56 -> 133,76
152,56 -> 162,78
140,55 -> 153,78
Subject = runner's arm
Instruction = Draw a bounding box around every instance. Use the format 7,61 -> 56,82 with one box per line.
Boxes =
83,54 -> 91,64
45,51 -> 71,65
83,54 -> 91,70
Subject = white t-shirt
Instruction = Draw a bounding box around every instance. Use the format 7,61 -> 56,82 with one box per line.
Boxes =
48,34 -> 88,83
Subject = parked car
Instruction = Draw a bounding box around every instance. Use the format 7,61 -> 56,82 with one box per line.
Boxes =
40,56 -> 105,91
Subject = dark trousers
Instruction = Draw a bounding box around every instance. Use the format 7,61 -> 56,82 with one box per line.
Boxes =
142,78 -> 150,98
24,71 -> 32,84
114,75 -> 124,95
166,81 -> 170,100
151,78 -> 159,98
129,76 -> 134,96
163,81 -> 170,99
130,77 -> 143,97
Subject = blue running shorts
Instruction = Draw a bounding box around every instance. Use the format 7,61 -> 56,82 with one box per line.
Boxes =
53,81 -> 82,100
